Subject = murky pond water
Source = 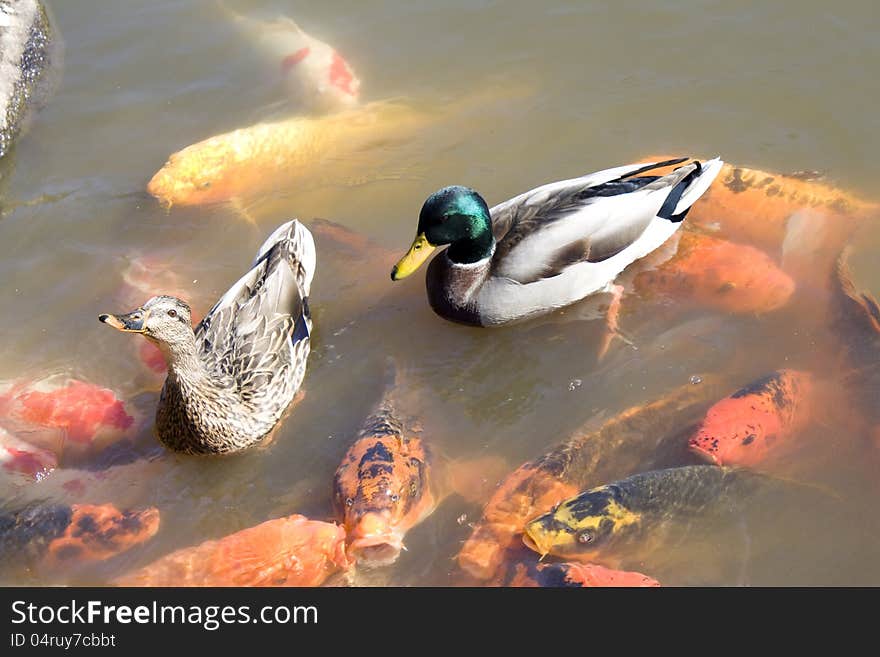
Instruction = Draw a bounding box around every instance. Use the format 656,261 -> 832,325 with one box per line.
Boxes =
1,0 -> 878,586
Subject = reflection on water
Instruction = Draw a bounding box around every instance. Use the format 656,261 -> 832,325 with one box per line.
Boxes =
0,0 -> 878,586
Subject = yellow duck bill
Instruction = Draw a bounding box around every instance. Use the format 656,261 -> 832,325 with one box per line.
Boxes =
98,309 -> 146,333
390,233 -> 436,281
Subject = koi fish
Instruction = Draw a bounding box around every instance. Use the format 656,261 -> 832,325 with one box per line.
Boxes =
0,502 -> 160,575
333,407 -> 436,567
488,543 -> 660,587
829,249 -> 880,432
147,99 -> 433,208
334,364 -> 505,568
0,426 -> 57,480
114,514 -> 350,587
0,375 -> 139,463
632,230 -> 795,313
118,254 -> 199,376
522,465 -> 763,566
457,377 -> 723,580
119,254 -> 192,308
688,370 -> 815,467
218,1 -> 360,113
505,560 -> 660,587
639,155 -> 877,252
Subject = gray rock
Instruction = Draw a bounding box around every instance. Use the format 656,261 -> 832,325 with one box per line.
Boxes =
0,0 -> 60,159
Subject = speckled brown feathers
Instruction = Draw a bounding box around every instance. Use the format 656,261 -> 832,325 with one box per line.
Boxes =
152,220 -> 316,454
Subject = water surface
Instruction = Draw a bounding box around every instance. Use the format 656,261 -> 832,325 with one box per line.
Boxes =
1,0 -> 878,586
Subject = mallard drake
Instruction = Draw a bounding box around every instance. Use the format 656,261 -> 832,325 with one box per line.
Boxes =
99,220 -> 316,455
390,157 -> 723,328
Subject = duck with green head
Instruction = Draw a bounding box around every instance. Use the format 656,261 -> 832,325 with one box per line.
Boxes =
391,157 -> 723,330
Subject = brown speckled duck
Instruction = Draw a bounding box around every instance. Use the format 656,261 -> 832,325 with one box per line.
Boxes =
99,220 -> 315,455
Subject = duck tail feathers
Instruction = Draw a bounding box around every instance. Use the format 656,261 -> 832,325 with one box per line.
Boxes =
252,219 -> 317,295
657,157 -> 723,222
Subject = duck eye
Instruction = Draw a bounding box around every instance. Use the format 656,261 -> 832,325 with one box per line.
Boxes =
577,531 -> 594,545
167,309 -> 177,318
390,493 -> 400,502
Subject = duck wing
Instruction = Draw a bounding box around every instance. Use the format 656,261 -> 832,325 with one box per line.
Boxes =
490,158 -> 722,284
194,220 -> 316,403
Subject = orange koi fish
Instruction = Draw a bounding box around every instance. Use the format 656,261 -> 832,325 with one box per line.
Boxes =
115,514 -> 349,587
504,560 -> 660,588
218,1 -> 360,113
632,230 -> 795,313
640,155 -> 877,252
147,99 -> 432,208
0,375 -> 139,463
0,502 -> 160,573
335,365 -> 505,568
688,370 -> 815,467
333,395 -> 438,568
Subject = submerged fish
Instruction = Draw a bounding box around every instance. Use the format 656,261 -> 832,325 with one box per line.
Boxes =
119,254 -> 192,307
492,544 -> 660,587
688,370 -> 815,467
0,426 -> 57,480
0,502 -> 160,576
333,406 -> 436,568
148,83 -> 532,209
114,514 -> 350,587
505,560 -> 660,588
457,378 -> 722,580
218,1 -> 360,113
147,99 -> 432,208
830,249 -> 880,431
640,155 -> 877,252
522,465 -> 763,566
0,375 -> 139,463
118,254 -> 200,377
334,364 -> 506,569
632,230 -> 795,313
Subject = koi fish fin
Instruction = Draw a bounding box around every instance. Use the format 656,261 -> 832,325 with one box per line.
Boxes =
228,198 -> 261,230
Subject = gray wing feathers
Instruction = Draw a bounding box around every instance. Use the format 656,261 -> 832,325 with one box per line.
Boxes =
194,220 -> 314,397
488,160 -> 682,241
490,159 -> 719,284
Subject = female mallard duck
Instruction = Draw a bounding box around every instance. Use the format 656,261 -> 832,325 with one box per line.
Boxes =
99,220 -> 316,455
390,157 -> 723,328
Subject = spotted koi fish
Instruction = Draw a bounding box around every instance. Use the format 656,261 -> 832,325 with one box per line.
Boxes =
522,465 -> 762,566
457,378 -> 723,580
688,370 -> 815,467
0,375 -> 139,463
333,389 -> 437,568
632,230 -> 795,313
115,514 -> 350,587
0,502 -> 160,576
640,155 -> 877,253
334,364 -> 505,568
217,1 -> 360,113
